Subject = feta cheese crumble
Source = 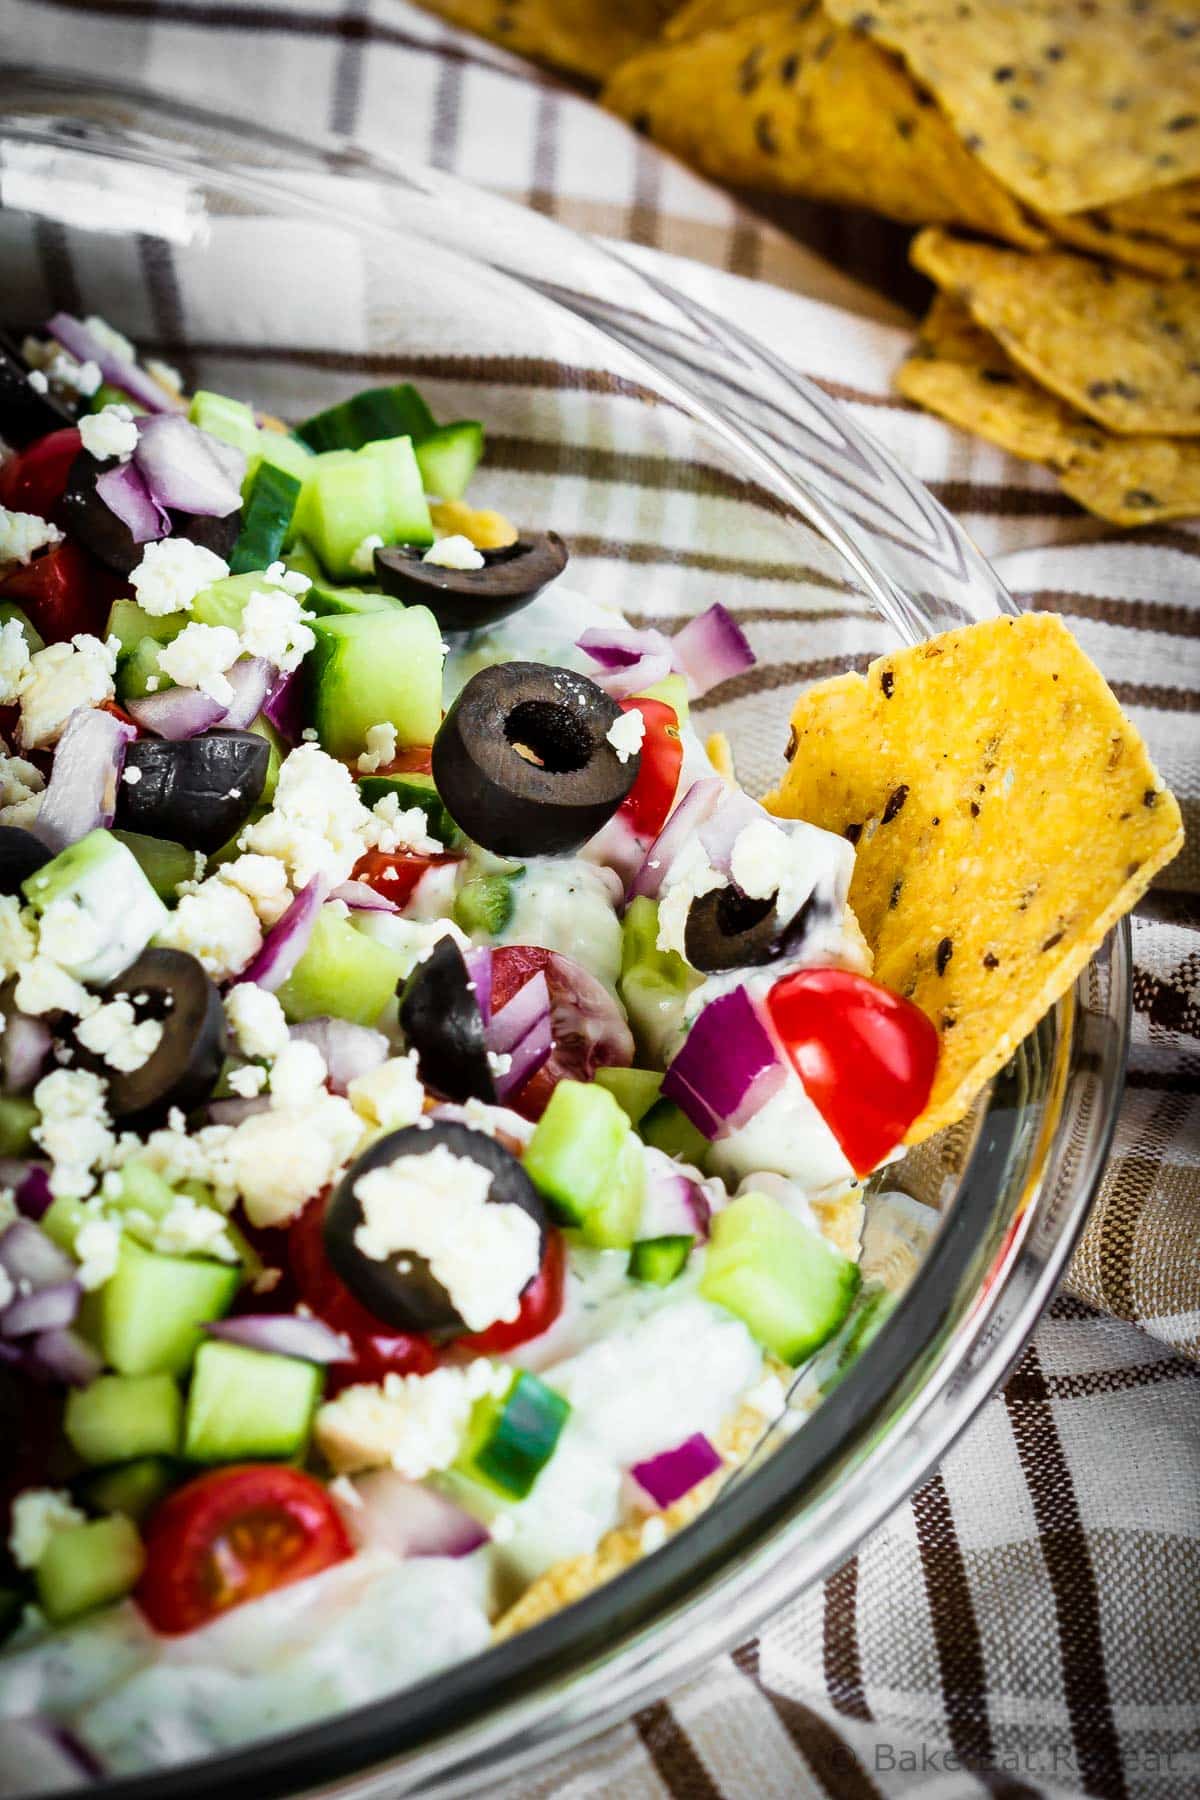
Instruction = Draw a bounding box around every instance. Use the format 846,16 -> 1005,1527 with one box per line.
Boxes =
74,1214 -> 122,1290
353,1143 -> 541,1332
155,877 -> 262,981
423,535 -> 484,572
346,1052 -> 424,1132
0,507 -> 64,570
130,537 -> 229,618
157,622 -> 242,705
606,707 -> 646,764
227,1063 -> 268,1099
315,1360 -> 503,1478
239,586 -> 316,673
0,620 -> 32,705
349,533 -> 384,576
242,743 -> 380,889
78,403 -> 138,462
8,1489 -> 87,1570
356,722 -> 398,775
214,854 -> 292,928
31,1068 -> 115,1201
17,634 -> 117,750
0,745 -> 45,831
221,1095 -> 360,1228
224,983 -> 290,1061
75,998 -> 163,1074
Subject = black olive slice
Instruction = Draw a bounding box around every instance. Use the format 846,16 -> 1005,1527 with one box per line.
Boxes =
374,530 -> 568,633
59,450 -> 145,576
114,731 -> 271,856
0,330 -> 76,448
324,1118 -> 548,1340
432,662 -> 638,857
170,509 -> 241,563
398,935 -> 495,1104
79,948 -> 226,1125
0,826 -> 52,897
684,884 -> 782,972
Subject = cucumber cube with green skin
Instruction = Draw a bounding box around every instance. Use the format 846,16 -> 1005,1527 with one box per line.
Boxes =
295,383 -> 437,455
229,463 -> 301,576
306,606 -> 444,759
302,436 -> 433,578
111,830 -> 194,904
246,713 -> 286,804
700,1192 -> 860,1366
81,1456 -> 176,1524
284,537 -> 324,584
41,1193 -> 88,1253
358,773 -> 461,848
452,870 -> 520,938
0,601 -> 44,655
817,1285 -> 898,1396
618,896 -> 701,1065
523,1080 -> 645,1249
65,1372 -> 183,1466
0,1096 -> 38,1155
628,1234 -> 693,1286
116,636 -> 178,702
188,389 -> 260,461
638,1098 -> 710,1170
254,428 -> 314,488
275,906 -> 409,1027
190,570 -> 275,635
183,1341 -> 321,1462
99,1238 -> 240,1377
303,580 -> 395,620
21,829 -> 168,985
595,1066 -> 664,1126
106,599 -> 185,656
457,1370 -> 570,1500
36,1515 -> 145,1624
414,421 -> 484,502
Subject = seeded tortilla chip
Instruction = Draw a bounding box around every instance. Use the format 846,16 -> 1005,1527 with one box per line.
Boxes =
603,6 -> 1045,246
898,295 -> 1200,524
763,615 -> 1183,1144
822,0 -> 1200,215
1040,209 -> 1193,280
1104,182 -> 1200,251
911,228 -> 1200,436
416,0 -> 675,80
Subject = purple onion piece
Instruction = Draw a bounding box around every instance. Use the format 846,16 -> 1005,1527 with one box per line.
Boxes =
595,653 -> 674,701
330,880 -> 399,914
584,811 -> 649,889
671,603 -> 755,699
126,686 -> 228,741
205,1096 -> 271,1126
626,777 -> 725,904
33,705 -> 136,852
0,1715 -> 103,1788
338,1468 -> 489,1558
240,877 -> 329,992
0,1161 -> 53,1220
485,970 -> 550,1057
463,947 -> 493,1026
2,1014 -> 51,1095
206,1313 -> 353,1363
28,1327 -> 104,1387
134,414 -> 244,517
220,657 -> 272,731
697,789 -> 766,877
493,1008 -> 553,1101
631,1433 -> 723,1509
0,1218 -> 76,1290
46,310 -> 183,415
0,1279 -> 80,1339
577,625 -> 672,670
290,1018 -> 389,1095
263,666 -> 304,746
661,985 -> 785,1140
95,459 -> 170,543
640,1152 -> 704,1241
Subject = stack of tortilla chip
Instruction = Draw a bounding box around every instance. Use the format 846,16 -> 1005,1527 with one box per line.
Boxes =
417,0 -> 1200,521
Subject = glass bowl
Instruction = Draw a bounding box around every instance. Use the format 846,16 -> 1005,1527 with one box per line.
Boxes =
0,72 -> 1129,1800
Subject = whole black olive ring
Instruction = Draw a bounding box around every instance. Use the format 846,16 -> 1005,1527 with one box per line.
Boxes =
72,948 -> 227,1126
374,530 -> 568,633
324,1119 -> 549,1340
684,884 -> 783,972
432,661 -> 640,857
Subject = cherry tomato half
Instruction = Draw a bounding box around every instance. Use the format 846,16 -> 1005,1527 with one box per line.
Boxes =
0,427 -> 81,522
0,539 -> 120,645
766,967 -> 938,1177
136,1465 -> 352,1635
490,946 -> 633,1120
350,849 -> 458,908
288,1192 -> 438,1396
458,1227 -> 566,1355
616,698 -> 683,843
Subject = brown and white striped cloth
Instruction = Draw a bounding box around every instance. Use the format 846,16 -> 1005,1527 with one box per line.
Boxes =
7,4 -> 1199,1794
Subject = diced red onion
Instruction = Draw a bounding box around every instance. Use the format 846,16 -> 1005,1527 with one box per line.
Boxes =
126,685 -> 227,740
95,459 -> 170,543
0,1279 -> 80,1339
631,1433 -> 723,1509
290,1017 -> 389,1095
0,1218 -> 76,1290
494,1008 -> 553,1102
626,777 -> 725,904
595,653 -> 674,700
0,1715 -> 102,1789
46,311 -> 182,416
671,604 -> 755,699
697,789 -> 765,876
0,1160 -> 53,1220
641,1149 -> 709,1241
463,947 -> 493,1026
220,657 -> 272,731
27,1327 -> 103,1387
337,1468 -> 489,1558
33,705 -> 136,851
2,1014 -> 51,1094
204,433 -> 249,492
205,1096 -> 271,1126
133,414 -> 244,517
330,880 -> 399,914
206,1312 -> 353,1363
485,970 -> 550,1057
577,625 -> 672,670
584,811 -> 649,889
240,877 -> 329,991
661,986 -> 785,1140
263,666 -> 304,745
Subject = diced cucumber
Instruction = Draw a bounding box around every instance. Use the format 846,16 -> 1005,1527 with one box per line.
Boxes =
636,671 -> 690,724
115,636 -> 178,702
303,579 -> 394,619
700,1192 -> 860,1366
99,1238 -> 240,1377
81,1456 -> 175,1523
817,1285 -> 898,1395
22,829 -> 168,984
619,896 -> 701,1064
359,773 -> 461,848
41,1193 -> 88,1253
296,383 -> 437,454
111,830 -> 194,904
190,570 -> 271,635
306,606 -> 444,759
101,1160 -> 178,1246
302,438 -> 433,578
89,381 -> 145,415
0,1095 -> 38,1155
183,1340 -> 320,1462
275,905 -> 408,1027
628,1234 -> 692,1286
284,537 -> 324,584
65,1372 -> 183,1466
452,869 -> 521,937
523,1080 -> 645,1249
595,1066 -> 663,1126
457,1370 -> 570,1501
0,601 -> 44,655
106,599 -> 184,657
246,713 -> 285,804
229,462 -> 301,576
36,1515 -> 145,1624
362,435 -> 435,545
414,421 -> 484,502
639,1098 -> 710,1169
189,389 -> 259,461
254,428 -> 314,487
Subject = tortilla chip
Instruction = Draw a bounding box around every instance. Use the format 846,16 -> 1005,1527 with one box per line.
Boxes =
603,6 -> 1045,246
417,0 -> 675,81
706,729 -> 737,783
1105,181 -> 1200,251
428,498 -> 518,549
1040,209 -> 1193,280
898,295 -> 1200,524
911,228 -> 1200,436
822,0 -> 1200,216
763,615 -> 1183,1143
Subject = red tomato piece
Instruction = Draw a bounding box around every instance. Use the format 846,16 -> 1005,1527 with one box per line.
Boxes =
0,540 -> 120,645
458,1227 -> 566,1354
375,745 -> 434,776
490,946 -> 634,1120
136,1465 -> 352,1635
350,849 -> 458,908
288,1192 -> 438,1396
766,967 -> 939,1177
616,698 -> 682,842
0,428 -> 81,522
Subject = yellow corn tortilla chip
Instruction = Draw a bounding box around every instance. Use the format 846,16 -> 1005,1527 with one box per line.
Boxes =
603,6 -> 1045,246
912,228 -> 1200,436
1105,181 -> 1200,251
416,0 -> 675,81
822,0 -> 1200,216
898,295 -> 1200,524
763,615 -> 1183,1144
428,498 -> 519,549
1040,209 -> 1193,280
